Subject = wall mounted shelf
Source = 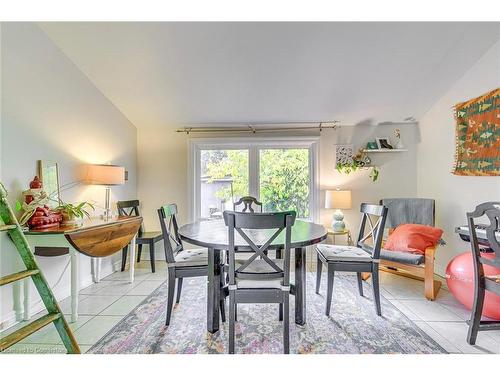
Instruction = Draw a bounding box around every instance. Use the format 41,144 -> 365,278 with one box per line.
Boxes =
362,149 -> 407,153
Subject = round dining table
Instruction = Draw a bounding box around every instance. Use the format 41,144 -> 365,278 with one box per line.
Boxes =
178,218 -> 327,334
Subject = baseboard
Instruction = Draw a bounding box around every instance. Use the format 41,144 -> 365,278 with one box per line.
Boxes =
435,263 -> 447,279
0,311 -> 20,332
0,262 -> 120,333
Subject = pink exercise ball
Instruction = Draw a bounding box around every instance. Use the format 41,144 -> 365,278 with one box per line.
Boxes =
446,252 -> 500,320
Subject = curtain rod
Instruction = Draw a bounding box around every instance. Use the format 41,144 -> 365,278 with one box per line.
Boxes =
175,121 -> 339,134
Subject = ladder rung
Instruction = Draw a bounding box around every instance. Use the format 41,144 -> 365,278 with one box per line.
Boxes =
0,224 -> 17,232
0,269 -> 39,286
0,313 -> 61,352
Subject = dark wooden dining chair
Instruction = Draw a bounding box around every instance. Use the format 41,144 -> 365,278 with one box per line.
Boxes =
316,203 -> 388,316
233,196 -> 282,261
118,200 -> 163,273
116,200 -> 163,273
232,195 -> 282,320
158,203 -> 225,326
223,210 -> 296,354
466,202 -> 500,345
233,196 -> 263,213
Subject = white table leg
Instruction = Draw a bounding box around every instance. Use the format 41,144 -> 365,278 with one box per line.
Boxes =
96,258 -> 101,282
13,282 -> 23,321
91,257 -> 96,283
129,235 -> 136,283
91,257 -> 101,283
70,249 -> 79,322
23,278 -> 30,321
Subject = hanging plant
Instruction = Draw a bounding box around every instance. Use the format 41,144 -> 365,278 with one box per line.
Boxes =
336,149 -> 380,182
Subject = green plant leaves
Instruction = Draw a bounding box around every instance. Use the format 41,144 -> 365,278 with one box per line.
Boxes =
56,201 -> 95,219
336,150 -> 380,182
369,167 -> 380,182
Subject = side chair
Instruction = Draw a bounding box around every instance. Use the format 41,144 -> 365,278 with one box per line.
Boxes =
316,203 -> 388,316
118,200 -> 163,273
466,202 -> 500,344
231,195 -> 282,320
223,210 -> 296,354
158,203 -> 225,326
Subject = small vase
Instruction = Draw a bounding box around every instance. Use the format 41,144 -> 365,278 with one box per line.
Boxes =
332,210 -> 346,232
394,139 -> 404,149
61,212 -> 82,226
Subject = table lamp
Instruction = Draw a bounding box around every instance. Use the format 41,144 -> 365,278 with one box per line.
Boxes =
325,189 -> 352,232
80,164 -> 125,220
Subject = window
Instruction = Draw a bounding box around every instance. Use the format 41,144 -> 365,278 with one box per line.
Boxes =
190,137 -> 319,222
200,149 -> 249,219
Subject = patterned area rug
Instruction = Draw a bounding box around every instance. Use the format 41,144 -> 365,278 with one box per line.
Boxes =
89,274 -> 447,354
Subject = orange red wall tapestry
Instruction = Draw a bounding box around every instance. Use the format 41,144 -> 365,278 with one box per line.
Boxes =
452,87 -> 500,176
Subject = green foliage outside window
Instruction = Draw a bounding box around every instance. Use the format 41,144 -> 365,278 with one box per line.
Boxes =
202,148 -> 310,218
259,149 -> 309,218
202,150 -> 249,204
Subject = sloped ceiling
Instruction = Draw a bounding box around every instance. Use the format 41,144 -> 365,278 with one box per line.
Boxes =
39,22 -> 500,128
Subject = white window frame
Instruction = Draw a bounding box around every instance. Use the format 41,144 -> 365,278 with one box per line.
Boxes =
188,136 -> 320,223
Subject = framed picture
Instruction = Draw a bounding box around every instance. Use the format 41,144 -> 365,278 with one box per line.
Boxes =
376,138 -> 393,150
335,144 -> 353,167
37,160 -> 61,208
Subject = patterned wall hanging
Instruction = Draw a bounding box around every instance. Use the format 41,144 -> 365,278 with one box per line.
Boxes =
452,87 -> 500,176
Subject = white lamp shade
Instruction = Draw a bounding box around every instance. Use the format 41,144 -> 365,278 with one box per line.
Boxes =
80,164 -> 125,185
325,190 -> 352,209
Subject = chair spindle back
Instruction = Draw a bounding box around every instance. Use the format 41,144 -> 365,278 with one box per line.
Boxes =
223,211 -> 296,288
356,203 -> 388,260
467,202 -> 500,269
233,196 -> 263,213
157,204 -> 184,264
117,200 -> 144,235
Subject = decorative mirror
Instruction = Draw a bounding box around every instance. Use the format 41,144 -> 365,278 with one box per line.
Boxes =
37,160 -> 61,208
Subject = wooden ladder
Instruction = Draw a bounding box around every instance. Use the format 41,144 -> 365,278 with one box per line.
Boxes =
0,183 -> 80,353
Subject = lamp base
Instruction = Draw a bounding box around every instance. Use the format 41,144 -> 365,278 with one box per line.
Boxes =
103,186 -> 111,221
332,209 -> 346,232
102,210 -> 112,221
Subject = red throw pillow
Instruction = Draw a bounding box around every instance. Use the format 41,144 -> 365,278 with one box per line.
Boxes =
384,224 -> 443,254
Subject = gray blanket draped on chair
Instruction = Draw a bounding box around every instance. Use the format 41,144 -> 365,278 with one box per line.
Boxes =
380,198 -> 435,228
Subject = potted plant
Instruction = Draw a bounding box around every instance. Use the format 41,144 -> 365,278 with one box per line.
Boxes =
336,149 -> 380,182
56,201 -> 95,226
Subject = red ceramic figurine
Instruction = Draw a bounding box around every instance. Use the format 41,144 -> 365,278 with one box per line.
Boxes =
23,176 -> 62,230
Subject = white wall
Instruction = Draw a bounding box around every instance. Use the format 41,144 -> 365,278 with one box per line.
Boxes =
0,23 -> 138,329
137,127 -> 189,227
417,40 -> 500,276
319,124 -> 418,233
137,123 -> 419,265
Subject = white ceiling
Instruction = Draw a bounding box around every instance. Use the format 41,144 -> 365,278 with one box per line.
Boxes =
39,22 -> 500,128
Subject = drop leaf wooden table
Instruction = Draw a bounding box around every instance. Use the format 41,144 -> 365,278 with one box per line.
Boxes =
178,219 -> 327,333
24,216 -> 142,322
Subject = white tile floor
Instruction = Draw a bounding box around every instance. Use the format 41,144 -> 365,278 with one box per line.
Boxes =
1,261 -> 499,354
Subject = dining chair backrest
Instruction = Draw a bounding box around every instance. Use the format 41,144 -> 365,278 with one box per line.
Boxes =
223,211 -> 296,288
157,203 -> 183,264
117,200 -> 144,235
356,203 -> 388,260
233,196 -> 263,213
467,202 -> 500,268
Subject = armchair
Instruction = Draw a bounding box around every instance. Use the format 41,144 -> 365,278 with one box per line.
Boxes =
377,198 -> 442,301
